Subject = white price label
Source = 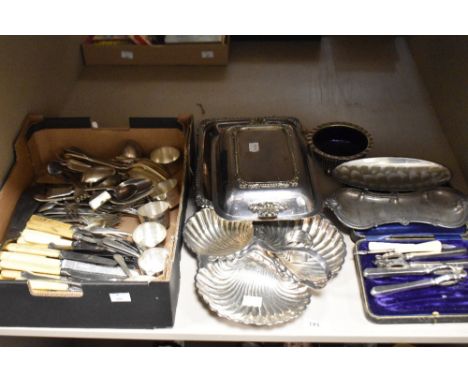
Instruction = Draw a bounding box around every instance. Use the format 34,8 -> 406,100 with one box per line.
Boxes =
121,50 -> 134,60
201,50 -> 214,59
248,142 -> 260,153
242,295 -> 263,308
89,191 -> 112,210
109,292 -> 131,303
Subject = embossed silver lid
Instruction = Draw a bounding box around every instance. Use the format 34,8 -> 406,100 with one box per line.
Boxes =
209,118 -> 320,221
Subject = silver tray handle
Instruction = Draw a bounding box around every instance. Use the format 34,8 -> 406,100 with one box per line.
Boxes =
248,202 -> 286,219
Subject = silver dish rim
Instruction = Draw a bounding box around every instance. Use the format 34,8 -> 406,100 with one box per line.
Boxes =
325,187 -> 468,230
196,116 -> 313,212
183,207 -> 254,257
195,243 -> 312,326
304,121 -> 373,161
331,156 -> 452,191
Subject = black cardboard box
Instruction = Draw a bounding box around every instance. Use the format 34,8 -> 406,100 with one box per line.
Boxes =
0,114 -> 192,328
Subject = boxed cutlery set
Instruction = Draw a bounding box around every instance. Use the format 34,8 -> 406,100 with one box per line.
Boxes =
0,115 -> 191,328
324,157 -> 468,323
352,225 -> 468,323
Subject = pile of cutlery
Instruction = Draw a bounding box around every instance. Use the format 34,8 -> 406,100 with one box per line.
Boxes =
361,241 -> 468,296
0,143 -> 183,290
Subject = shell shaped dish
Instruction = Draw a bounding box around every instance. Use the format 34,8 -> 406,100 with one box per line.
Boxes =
183,208 -> 254,257
273,246 -> 331,289
332,157 -> 452,192
254,215 -> 347,277
195,243 -> 312,326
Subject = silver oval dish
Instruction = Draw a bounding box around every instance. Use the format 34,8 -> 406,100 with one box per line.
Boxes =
195,242 -> 312,326
210,118 -> 320,221
325,187 -> 468,229
183,208 -> 254,257
332,157 -> 452,192
254,215 -> 347,277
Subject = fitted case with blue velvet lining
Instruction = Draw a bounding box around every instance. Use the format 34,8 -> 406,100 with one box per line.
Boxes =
354,223 -> 468,323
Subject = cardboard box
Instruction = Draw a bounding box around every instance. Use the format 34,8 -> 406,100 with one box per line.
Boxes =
82,36 -> 229,66
0,114 -> 192,328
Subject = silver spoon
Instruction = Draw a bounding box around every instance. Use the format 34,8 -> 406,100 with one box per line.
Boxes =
97,173 -> 123,187
63,149 -> 130,171
81,166 -> 116,185
121,140 -> 143,160
114,178 -> 152,201
62,158 -> 93,173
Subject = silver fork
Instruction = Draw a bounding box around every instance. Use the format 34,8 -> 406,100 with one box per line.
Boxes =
375,248 -> 467,263
364,263 -> 460,279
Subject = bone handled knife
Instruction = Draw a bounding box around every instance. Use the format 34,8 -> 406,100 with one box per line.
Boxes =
0,252 -> 130,281
4,243 -> 117,266
26,215 -> 76,239
20,228 -> 73,247
0,270 -> 78,292
26,215 -> 96,242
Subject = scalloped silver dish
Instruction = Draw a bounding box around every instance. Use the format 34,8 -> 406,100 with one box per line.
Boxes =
183,208 -> 254,257
325,187 -> 468,229
254,215 -> 347,277
195,242 -> 312,326
332,157 -> 451,192
272,245 -> 331,289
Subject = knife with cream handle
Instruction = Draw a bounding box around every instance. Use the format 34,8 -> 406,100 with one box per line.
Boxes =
0,270 -> 77,291
0,252 -> 129,280
26,215 -> 97,242
20,228 -> 73,247
4,243 -> 117,266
